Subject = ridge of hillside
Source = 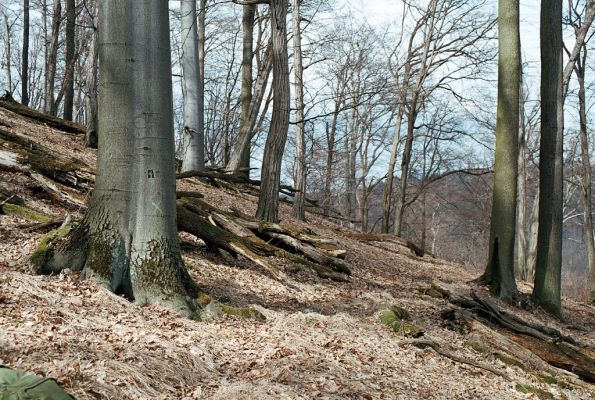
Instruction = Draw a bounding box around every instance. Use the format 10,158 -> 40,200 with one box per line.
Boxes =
0,103 -> 594,399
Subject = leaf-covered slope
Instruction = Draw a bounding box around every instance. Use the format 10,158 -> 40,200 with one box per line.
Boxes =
0,102 -> 594,399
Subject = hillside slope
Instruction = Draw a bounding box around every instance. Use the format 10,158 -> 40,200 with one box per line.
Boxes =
0,102 -> 594,399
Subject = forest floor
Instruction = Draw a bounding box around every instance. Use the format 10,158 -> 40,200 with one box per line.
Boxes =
0,103 -> 594,399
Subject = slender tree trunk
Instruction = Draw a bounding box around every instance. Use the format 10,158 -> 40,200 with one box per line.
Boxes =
3,13 -> 12,94
533,0 -> 563,316
198,0 -> 206,161
292,0 -> 306,221
63,0 -> 75,120
21,0 -> 30,106
85,5 -> 98,148
525,190 -> 539,281
227,39 -> 273,176
236,4 -> 255,180
393,105 -> 417,236
180,0 -> 205,172
44,0 -> 194,316
255,0 -> 290,223
44,0 -> 61,115
575,48 -> 595,303
346,106 -> 358,228
516,80 -> 528,281
382,105 -> 404,233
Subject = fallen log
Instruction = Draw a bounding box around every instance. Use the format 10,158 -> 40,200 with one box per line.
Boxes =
177,198 -> 349,282
0,98 -> 86,134
344,232 -> 429,258
438,285 -> 595,384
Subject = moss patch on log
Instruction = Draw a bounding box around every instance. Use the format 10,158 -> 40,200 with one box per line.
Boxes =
515,383 -> 555,400
1,203 -> 52,222
30,223 -> 75,268
379,308 -> 423,338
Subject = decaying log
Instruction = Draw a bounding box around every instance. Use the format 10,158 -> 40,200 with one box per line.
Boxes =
436,282 -> 595,384
177,202 -> 281,278
175,191 -> 204,199
0,98 -> 86,134
177,197 -> 349,282
0,98 -> 82,134
177,169 -> 320,207
344,232 -> 429,258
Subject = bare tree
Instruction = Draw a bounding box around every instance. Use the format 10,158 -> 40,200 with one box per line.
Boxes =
44,0 -> 61,115
180,0 -> 205,172
21,0 -> 30,105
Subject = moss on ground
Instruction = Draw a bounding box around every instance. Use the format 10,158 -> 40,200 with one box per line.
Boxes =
196,293 -> 265,322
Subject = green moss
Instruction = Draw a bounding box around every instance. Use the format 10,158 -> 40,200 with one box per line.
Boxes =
221,303 -> 266,321
539,375 -> 558,385
2,203 -> 52,222
86,238 -> 115,281
467,341 -> 490,354
30,224 -> 74,268
379,308 -> 423,337
515,383 -> 555,400
198,299 -> 266,321
496,353 -> 529,372
197,292 -> 213,308
379,309 -> 398,326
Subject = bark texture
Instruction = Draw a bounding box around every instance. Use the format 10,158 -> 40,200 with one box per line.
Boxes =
255,0 -> 290,223
44,0 -> 61,116
481,0 -> 520,301
63,0 -> 75,121
533,0 -> 564,316
292,0 -> 306,221
42,0 -> 194,316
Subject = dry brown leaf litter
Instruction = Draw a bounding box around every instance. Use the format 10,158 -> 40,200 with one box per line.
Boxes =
1,107 -> 594,399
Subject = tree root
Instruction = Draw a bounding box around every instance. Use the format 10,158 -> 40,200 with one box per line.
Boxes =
434,280 -> 595,385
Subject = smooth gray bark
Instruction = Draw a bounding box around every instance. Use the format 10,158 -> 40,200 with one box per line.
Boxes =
21,0 -> 30,106
45,0 -> 194,316
180,0 -> 205,172
292,0 -> 306,221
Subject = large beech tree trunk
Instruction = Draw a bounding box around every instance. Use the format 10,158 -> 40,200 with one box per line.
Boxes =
480,0 -> 520,301
180,0 -> 205,172
255,0 -> 290,223
42,0 -> 194,316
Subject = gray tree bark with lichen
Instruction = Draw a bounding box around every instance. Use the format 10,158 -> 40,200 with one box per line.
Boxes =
42,0 -> 195,316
